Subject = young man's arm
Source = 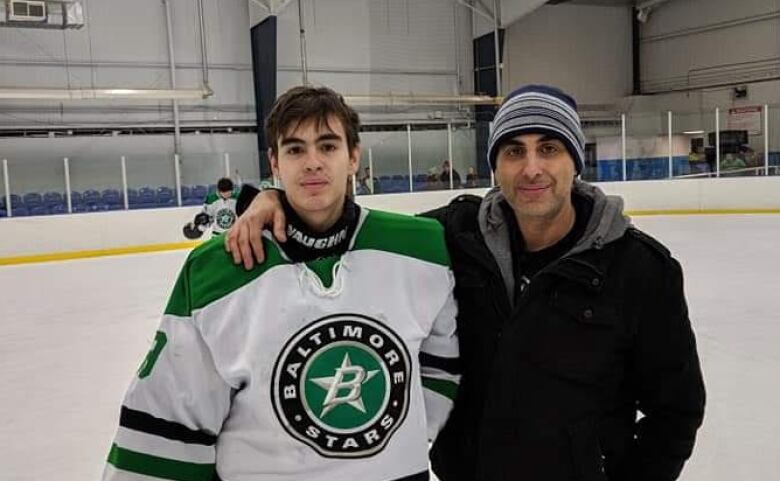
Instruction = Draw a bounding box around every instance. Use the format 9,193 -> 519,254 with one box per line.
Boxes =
419,287 -> 460,441
103,262 -> 233,481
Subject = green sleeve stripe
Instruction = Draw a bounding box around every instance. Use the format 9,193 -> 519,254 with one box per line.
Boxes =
107,443 -> 215,481
164,265 -> 192,317
204,192 -> 218,204
164,234 -> 289,316
353,210 -> 450,267
422,376 -> 458,401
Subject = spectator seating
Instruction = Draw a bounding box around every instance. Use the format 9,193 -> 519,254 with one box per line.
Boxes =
12,206 -> 30,216
191,184 -> 208,201
51,204 -> 68,215
43,192 -> 64,208
30,205 -> 50,216
157,187 -> 176,207
23,192 -> 43,208
102,189 -> 123,208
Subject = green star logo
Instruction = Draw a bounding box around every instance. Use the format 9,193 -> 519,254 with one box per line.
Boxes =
272,314 -> 411,458
306,347 -> 385,430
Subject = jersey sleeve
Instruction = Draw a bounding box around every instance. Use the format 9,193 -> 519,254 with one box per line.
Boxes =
419,274 -> 460,442
200,193 -> 219,225
103,263 -> 233,481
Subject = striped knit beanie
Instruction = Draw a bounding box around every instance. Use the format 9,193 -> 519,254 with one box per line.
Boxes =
487,84 -> 585,174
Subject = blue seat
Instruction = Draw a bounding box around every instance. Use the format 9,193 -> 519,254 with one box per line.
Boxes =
183,197 -> 202,206
389,175 -> 409,193
30,205 -> 50,216
127,189 -> 140,205
50,204 -> 67,215
0,209 -> 6,218
87,202 -> 111,212
9,194 -> 22,208
378,176 -> 392,192
70,191 -> 83,206
23,193 -> 43,208
83,189 -> 101,204
102,189 -> 122,206
208,184 -> 217,194
72,204 -> 88,213
180,186 -> 191,200
157,186 -> 174,204
191,185 -> 208,200
138,187 -> 157,205
12,206 -> 30,216
43,192 -> 64,207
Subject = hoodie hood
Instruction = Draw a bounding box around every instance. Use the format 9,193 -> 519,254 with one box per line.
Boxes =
477,180 -> 631,303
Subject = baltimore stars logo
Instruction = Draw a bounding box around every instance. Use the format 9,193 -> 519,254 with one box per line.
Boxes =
215,208 -> 236,230
271,314 -> 412,458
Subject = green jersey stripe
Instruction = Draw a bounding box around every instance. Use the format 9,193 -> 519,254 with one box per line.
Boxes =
107,443 -> 215,481
421,376 -> 458,401
204,192 -> 219,205
165,209 -> 450,317
353,210 -> 450,267
164,235 -> 288,316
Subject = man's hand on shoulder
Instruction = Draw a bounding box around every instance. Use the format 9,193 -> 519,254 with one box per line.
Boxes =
224,188 -> 287,270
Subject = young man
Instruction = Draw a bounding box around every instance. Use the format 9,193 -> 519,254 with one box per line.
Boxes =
226,85 -> 705,481
184,178 -> 239,239
104,86 -> 459,481
194,178 -> 239,237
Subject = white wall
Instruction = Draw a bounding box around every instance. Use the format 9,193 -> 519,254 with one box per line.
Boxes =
3,177 -> 780,260
262,0 -> 474,124
627,0 -> 780,150
0,0 -> 256,128
501,4 -> 632,106
640,0 -> 780,94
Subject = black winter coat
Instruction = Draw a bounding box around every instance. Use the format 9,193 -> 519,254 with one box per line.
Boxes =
425,193 -> 705,481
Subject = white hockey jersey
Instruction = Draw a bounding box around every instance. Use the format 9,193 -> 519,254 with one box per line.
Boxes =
104,208 -> 459,481
201,192 -> 238,235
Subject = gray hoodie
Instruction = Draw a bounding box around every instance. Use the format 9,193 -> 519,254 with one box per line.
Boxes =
477,180 -> 632,306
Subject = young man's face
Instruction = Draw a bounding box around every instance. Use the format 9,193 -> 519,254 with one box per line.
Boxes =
495,133 -> 576,222
269,115 -> 359,228
218,190 -> 232,200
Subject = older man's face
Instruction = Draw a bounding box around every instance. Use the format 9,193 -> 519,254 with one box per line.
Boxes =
494,133 -> 576,223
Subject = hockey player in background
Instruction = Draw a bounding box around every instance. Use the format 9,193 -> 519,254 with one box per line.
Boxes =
103,86 -> 459,481
225,85 -> 705,481
183,177 -> 239,239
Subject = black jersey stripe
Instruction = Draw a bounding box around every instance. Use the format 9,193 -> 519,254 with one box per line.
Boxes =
419,352 -> 460,375
120,406 -> 217,446
392,470 -> 429,481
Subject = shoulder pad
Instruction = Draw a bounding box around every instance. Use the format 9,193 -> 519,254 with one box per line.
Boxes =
449,194 -> 482,208
626,227 -> 671,259
419,194 -> 481,227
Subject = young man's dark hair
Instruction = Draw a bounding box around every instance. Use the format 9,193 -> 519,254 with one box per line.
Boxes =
265,85 -> 360,156
217,177 -> 234,193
